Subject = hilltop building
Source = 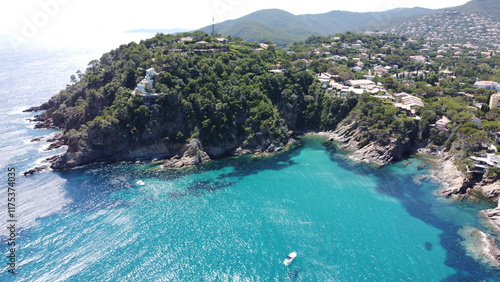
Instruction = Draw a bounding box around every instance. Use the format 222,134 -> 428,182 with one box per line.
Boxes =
216,37 -> 228,44
410,55 -> 426,63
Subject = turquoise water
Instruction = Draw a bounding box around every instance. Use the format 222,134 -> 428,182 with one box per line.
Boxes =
1,37 -> 499,281
2,136 -> 497,281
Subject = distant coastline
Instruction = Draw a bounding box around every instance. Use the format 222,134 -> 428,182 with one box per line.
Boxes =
126,28 -> 192,34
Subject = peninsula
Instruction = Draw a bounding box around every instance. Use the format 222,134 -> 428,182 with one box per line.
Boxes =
28,32 -> 499,200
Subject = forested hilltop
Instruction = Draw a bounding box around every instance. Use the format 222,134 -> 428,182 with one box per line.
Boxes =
30,32 -> 500,194
30,31 -> 357,170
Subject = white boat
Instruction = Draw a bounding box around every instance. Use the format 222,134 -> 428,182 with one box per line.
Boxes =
136,180 -> 145,186
283,252 -> 297,266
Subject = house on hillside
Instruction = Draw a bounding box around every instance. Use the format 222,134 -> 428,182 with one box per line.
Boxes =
345,80 -> 375,88
330,55 -> 342,61
393,92 -> 424,107
468,153 -> 500,174
352,66 -> 363,73
216,37 -> 228,44
475,81 -> 499,91
410,55 -> 427,63
434,116 -> 451,131
179,36 -> 193,42
132,68 -> 158,105
470,116 -> 482,127
391,93 -> 423,119
317,73 -> 333,88
490,93 -> 500,109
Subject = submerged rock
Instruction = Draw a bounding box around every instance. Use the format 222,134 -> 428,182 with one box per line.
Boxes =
458,225 -> 500,268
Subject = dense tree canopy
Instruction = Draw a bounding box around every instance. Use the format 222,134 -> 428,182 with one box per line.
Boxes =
37,32 -> 500,172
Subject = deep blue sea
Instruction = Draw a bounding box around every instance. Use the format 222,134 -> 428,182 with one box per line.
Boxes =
1,34 -> 499,281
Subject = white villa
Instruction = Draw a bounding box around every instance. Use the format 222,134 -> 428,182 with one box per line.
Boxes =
469,153 -> 500,174
133,68 -> 156,95
132,68 -> 158,105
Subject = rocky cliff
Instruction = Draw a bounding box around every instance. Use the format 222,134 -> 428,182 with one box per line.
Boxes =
329,121 -> 418,166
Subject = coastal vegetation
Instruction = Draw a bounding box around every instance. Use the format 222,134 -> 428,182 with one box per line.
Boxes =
31,31 -> 499,189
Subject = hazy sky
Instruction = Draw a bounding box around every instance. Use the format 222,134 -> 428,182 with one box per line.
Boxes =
1,0 -> 470,46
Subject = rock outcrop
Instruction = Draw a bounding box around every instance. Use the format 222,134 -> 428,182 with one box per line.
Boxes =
23,165 -> 49,176
458,225 -> 500,268
483,207 -> 500,233
328,121 -> 418,166
428,152 -> 500,200
432,155 -> 469,197
162,139 -> 210,169
472,171 -> 500,199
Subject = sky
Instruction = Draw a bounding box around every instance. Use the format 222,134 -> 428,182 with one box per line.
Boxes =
0,0 -> 470,47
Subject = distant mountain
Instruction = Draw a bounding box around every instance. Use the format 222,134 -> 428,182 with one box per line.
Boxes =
197,0 -> 499,46
198,8 -> 433,45
127,28 -> 192,34
201,9 -> 316,44
297,7 -> 433,35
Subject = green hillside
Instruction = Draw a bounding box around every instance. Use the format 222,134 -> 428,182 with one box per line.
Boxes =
199,8 -> 432,45
197,0 -> 499,46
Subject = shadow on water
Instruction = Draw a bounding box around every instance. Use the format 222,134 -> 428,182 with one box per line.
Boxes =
286,268 -> 301,280
323,141 -> 500,281
54,138 -> 305,210
167,179 -> 238,199
205,140 -> 304,179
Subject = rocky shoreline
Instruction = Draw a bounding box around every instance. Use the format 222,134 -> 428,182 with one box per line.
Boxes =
315,130 -> 500,266
317,128 -> 411,166
458,225 -> 500,268
24,119 -> 295,173
429,154 -> 468,197
316,129 -> 499,201
429,154 -> 500,202
320,120 -> 419,166
27,100 -> 500,266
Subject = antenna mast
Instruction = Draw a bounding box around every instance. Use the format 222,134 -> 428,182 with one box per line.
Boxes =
212,17 -> 215,37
